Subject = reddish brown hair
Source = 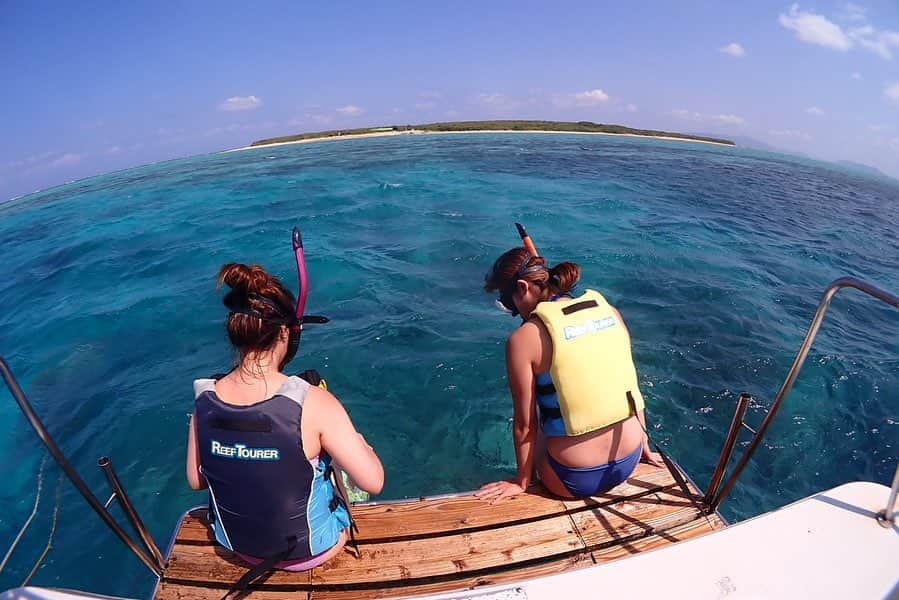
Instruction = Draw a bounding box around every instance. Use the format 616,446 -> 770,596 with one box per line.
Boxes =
217,263 -> 295,357
484,247 -> 580,296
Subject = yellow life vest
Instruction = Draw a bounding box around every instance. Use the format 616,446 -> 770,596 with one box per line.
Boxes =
531,289 -> 645,436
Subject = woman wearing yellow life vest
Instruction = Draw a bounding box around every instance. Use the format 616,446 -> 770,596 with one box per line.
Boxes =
476,246 -> 662,502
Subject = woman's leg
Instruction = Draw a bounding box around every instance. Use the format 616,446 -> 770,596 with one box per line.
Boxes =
537,452 -> 577,499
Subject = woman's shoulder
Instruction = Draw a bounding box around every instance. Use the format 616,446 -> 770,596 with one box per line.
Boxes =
296,380 -> 343,413
508,318 -> 543,352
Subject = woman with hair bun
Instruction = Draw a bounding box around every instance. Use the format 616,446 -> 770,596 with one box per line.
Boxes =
477,247 -> 661,502
185,262 -> 383,580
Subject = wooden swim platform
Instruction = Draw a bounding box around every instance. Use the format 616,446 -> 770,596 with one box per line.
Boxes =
155,463 -> 725,599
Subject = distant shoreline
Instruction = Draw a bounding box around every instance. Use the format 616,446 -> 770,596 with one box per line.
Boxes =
225,127 -> 734,154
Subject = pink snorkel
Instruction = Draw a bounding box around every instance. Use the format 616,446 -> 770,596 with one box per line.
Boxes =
281,226 -> 328,368
292,226 -> 309,327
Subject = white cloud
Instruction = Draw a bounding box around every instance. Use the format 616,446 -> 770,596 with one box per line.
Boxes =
769,128 -> 813,140
418,91 -> 442,99
574,89 -> 610,105
288,113 -> 333,127
105,146 -> 122,155
219,95 -> 261,112
778,4 -> 899,59
671,109 -> 744,125
715,114 -> 745,125
806,106 -> 825,116
626,103 -> 638,112
478,92 -> 505,106
671,109 -> 702,121
50,153 -> 82,168
476,92 -> 523,112
886,82 -> 899,103
336,105 -> 363,116
720,42 -> 746,57
778,4 -> 852,50
851,71 -> 863,80
850,26 -> 899,60
842,3 -> 867,22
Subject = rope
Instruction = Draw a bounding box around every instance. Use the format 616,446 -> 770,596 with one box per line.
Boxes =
0,455 -> 48,574
21,472 -> 62,586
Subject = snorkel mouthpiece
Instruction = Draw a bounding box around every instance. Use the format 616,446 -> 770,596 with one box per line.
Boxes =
515,222 -> 539,257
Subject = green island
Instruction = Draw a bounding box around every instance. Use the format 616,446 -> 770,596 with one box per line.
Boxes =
248,120 -> 735,147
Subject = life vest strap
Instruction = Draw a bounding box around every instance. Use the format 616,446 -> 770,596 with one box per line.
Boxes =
535,381 -> 557,396
223,536 -> 297,600
561,299 -> 599,315
325,465 -> 361,558
209,415 -> 273,433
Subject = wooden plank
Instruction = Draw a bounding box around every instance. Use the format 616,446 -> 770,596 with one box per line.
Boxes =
173,512 -> 217,545
156,579 -> 311,600
309,553 -> 594,600
311,514 -> 583,584
171,465 -> 679,547
559,463 -> 683,511
163,514 -> 583,587
347,491 -> 569,542
591,512 -> 726,564
570,488 -> 706,550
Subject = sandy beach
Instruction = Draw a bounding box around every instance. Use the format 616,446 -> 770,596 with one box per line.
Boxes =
224,128 -> 734,154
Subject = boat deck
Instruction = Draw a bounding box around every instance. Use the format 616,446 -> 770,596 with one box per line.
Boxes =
155,463 -> 724,599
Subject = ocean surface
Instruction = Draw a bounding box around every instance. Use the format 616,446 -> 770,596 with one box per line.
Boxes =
0,133 -> 896,596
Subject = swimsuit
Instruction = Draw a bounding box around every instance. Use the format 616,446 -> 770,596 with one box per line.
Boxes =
547,444 -> 641,498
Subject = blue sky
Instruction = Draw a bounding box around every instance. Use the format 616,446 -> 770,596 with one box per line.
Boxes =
2,1 -> 898,201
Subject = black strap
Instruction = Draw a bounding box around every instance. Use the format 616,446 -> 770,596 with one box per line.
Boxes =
223,536 -> 297,600
210,415 -> 273,433
561,299 -> 598,315
325,465 -> 361,558
535,381 -> 557,396
538,406 -> 562,423
627,392 -> 707,516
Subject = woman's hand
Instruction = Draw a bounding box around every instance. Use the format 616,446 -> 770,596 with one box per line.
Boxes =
475,479 -> 525,503
641,443 -> 664,467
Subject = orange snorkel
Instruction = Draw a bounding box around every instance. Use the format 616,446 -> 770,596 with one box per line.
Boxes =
515,222 -> 539,257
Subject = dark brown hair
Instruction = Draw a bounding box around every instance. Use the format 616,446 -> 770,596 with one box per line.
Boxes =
484,247 -> 580,296
217,263 -> 295,357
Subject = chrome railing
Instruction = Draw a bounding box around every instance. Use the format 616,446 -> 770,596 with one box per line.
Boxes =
0,357 -> 165,576
706,276 -> 899,512
877,463 -> 899,527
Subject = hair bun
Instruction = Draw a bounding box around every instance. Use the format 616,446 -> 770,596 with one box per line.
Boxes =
549,262 -> 581,293
218,263 -> 273,294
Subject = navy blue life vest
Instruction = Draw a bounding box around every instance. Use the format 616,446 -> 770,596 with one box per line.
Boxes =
194,376 -> 349,560
535,371 -> 567,436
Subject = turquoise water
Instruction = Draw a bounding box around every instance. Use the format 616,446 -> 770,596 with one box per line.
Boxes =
0,133 -> 896,596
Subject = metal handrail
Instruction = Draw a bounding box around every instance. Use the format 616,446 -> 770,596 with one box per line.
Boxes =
877,463 -> 899,527
0,357 -> 164,576
703,393 -> 751,505
708,277 -> 899,511
99,456 -> 166,567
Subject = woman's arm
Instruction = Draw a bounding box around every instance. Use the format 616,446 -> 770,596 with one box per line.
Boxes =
612,306 -> 663,467
636,408 -> 663,467
185,411 -> 207,490
476,326 -> 539,502
316,388 -> 384,495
